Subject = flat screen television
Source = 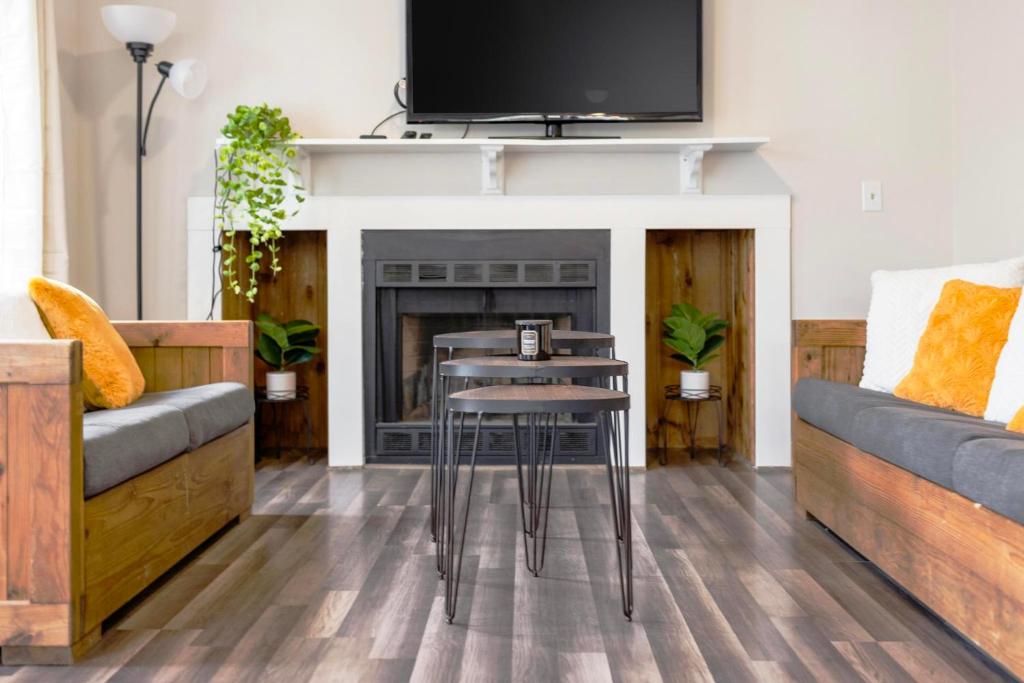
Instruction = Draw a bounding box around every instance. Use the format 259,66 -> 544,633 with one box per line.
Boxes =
406,0 -> 702,136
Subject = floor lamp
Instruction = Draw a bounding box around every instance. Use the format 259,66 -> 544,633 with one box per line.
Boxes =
101,5 -> 207,319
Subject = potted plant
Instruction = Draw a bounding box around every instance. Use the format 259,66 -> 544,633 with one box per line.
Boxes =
663,303 -> 729,398
216,104 -> 306,303
255,313 -> 321,400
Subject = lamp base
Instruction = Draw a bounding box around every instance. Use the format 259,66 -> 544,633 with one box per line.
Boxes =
127,42 -> 153,64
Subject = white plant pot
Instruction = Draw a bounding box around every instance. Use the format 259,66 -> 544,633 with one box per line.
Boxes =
266,370 -> 296,400
680,370 -> 710,399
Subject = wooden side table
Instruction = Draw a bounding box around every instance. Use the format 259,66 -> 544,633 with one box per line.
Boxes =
255,385 -> 315,460
658,384 -> 726,466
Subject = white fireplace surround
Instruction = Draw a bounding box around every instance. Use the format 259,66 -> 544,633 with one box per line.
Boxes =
186,138 -> 791,468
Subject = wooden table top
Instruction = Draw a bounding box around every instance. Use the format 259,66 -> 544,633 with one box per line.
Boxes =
446,383 -> 629,413
433,329 -> 615,350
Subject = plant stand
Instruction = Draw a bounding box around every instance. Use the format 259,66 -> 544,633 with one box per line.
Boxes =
658,384 -> 726,467
255,385 -> 315,460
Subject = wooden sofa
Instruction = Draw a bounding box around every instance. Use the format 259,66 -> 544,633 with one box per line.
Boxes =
792,320 -> 1024,679
0,321 -> 254,665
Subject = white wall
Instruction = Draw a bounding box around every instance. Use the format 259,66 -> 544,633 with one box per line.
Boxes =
950,0 -> 1024,264
55,0 -> 955,320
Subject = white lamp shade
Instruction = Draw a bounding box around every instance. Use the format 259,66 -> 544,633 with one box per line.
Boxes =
101,4 -> 176,45
168,59 -> 207,99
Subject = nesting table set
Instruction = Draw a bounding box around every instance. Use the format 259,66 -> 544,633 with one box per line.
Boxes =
429,325 -> 634,624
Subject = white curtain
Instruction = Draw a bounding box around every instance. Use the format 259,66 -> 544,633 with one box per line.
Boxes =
0,0 -> 69,291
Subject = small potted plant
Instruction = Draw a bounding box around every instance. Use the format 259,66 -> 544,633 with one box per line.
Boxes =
663,303 -> 728,399
255,313 -> 321,400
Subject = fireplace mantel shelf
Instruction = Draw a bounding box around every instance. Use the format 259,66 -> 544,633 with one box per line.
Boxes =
216,136 -> 769,194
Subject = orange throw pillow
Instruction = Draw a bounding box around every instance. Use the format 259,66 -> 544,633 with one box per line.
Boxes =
28,277 -> 145,409
895,279 -> 1021,416
1009,406 -> 1024,433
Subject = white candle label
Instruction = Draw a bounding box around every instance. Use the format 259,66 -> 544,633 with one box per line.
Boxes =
521,330 -> 538,355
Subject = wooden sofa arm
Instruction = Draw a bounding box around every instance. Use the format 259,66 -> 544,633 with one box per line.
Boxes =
792,320 -> 866,386
112,321 -> 254,391
0,340 -> 85,654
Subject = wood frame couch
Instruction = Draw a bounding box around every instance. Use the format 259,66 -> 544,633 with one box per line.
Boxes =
0,321 -> 254,665
792,320 -> 1024,679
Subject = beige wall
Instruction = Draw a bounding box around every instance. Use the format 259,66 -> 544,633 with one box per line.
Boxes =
55,0 -> 955,320
951,0 -> 1024,265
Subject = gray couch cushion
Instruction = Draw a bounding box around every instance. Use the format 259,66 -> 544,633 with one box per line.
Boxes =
953,438 -> 1024,524
793,379 -> 953,445
134,382 -> 254,451
84,404 -> 189,498
851,407 -> 1012,489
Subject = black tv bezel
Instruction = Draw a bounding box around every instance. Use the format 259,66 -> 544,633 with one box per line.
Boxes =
404,0 -> 703,125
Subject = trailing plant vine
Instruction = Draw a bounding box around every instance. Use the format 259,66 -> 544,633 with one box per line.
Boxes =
216,104 -> 305,302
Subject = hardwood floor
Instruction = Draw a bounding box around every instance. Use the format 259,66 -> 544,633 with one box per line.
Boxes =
2,452 -> 1012,682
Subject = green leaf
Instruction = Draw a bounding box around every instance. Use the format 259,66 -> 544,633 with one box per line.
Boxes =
256,334 -> 283,369
670,302 -> 701,322
282,349 -> 314,367
283,320 -> 319,335
698,335 -> 725,360
255,318 -> 288,349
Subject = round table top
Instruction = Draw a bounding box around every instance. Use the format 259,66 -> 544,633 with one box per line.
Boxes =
447,383 -> 629,414
664,384 -> 723,402
440,355 -> 627,379
433,329 -> 615,350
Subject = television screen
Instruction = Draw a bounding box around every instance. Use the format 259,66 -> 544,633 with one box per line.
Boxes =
406,0 -> 702,124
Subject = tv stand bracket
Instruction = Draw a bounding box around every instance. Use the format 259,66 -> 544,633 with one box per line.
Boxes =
679,144 -> 713,194
480,145 -> 505,195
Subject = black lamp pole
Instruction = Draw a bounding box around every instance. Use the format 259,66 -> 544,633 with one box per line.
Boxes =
125,42 -> 172,320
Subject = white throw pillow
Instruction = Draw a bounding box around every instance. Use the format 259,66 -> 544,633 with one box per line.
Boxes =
0,289 -> 51,340
986,294 -> 1024,423
860,257 -> 1024,394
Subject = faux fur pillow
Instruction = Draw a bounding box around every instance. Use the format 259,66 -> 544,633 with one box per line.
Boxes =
28,277 -> 145,408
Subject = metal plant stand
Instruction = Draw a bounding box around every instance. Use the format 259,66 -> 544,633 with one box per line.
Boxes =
439,382 -> 633,624
254,386 -> 315,461
429,329 -> 615,547
658,384 -> 726,466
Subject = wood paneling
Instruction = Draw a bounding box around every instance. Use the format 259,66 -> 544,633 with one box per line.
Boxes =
794,421 -> 1024,679
645,230 -> 755,463
222,230 -> 328,451
791,320 -> 866,386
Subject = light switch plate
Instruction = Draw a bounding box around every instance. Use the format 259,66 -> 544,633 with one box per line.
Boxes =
862,180 -> 882,212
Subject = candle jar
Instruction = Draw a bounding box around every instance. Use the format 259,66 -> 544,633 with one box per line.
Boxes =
516,319 -> 553,361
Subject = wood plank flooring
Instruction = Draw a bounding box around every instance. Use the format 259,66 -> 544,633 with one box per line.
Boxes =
1,453 -> 1012,682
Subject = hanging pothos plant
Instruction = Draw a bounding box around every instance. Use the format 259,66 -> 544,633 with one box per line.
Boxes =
216,104 -> 305,302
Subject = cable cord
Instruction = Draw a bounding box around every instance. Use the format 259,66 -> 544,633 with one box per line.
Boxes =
206,149 -> 223,320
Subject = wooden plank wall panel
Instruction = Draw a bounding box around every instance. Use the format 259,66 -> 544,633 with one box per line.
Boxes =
0,385 -> 7,600
645,230 -> 755,463
222,231 -> 328,450
791,320 -> 867,386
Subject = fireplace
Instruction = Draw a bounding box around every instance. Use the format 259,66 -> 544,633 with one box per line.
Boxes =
362,230 -> 610,462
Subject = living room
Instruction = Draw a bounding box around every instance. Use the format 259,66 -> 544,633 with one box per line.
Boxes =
1,0 -> 1022,680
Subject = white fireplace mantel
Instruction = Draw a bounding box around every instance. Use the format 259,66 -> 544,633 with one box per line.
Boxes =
188,138 -> 791,469
219,136 -> 768,195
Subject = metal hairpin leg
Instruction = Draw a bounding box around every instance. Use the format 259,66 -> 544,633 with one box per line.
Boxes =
600,407 -> 633,620
429,347 -> 439,543
443,410 -> 482,624
512,412 -> 558,576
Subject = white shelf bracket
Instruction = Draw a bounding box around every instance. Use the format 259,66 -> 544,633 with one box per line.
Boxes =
678,144 -> 713,194
480,144 -> 505,195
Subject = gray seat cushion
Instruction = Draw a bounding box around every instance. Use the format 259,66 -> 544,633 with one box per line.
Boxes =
794,379 -> 1013,490
953,438 -> 1024,525
851,407 -> 1012,490
84,404 -> 189,498
793,379 -> 953,445
134,382 -> 254,451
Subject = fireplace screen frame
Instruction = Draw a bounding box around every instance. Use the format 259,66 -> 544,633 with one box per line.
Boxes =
362,230 -> 611,463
